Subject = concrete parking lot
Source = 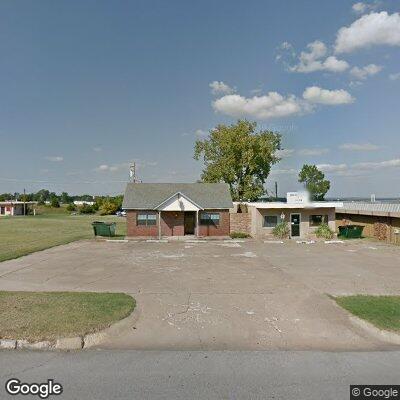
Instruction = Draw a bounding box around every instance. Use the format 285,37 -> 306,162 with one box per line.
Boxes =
0,239 -> 399,350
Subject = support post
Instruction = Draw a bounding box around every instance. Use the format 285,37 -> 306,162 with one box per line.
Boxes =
196,210 -> 199,237
158,210 -> 161,240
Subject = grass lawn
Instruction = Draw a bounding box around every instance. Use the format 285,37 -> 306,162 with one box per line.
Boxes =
0,291 -> 135,341
34,204 -> 71,215
0,214 -> 126,262
335,295 -> 400,332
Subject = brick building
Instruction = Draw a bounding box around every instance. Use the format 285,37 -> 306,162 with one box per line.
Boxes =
336,202 -> 400,245
122,183 -> 233,238
0,201 -> 35,216
229,192 -> 342,239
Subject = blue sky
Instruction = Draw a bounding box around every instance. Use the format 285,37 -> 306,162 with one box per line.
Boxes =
0,0 -> 399,197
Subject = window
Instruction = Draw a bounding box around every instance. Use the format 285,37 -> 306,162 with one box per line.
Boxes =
310,214 -> 328,227
200,212 -> 220,225
263,215 -> 279,228
137,212 -> 157,226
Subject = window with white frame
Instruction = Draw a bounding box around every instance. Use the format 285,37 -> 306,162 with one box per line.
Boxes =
263,215 -> 279,228
137,212 -> 157,226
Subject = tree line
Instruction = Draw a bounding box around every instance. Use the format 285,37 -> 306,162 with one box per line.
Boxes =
0,190 -> 123,216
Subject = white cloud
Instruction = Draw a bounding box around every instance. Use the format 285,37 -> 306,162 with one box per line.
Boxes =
322,56 -> 350,72
270,168 -> 298,175
280,41 -> 293,50
298,148 -> 330,156
213,85 -> 355,120
350,64 -> 383,79
389,72 -> 400,80
353,158 -> 400,169
352,1 -> 381,14
195,129 -> 208,137
213,92 -> 312,120
93,147 -> 102,152
349,80 -> 364,88
277,41 -> 295,63
335,12 -> 400,53
316,163 -> 348,173
275,149 -> 295,158
340,143 -> 381,151
289,41 -> 349,73
250,88 -> 263,95
352,2 -> 368,13
45,156 -> 63,162
209,81 -> 236,96
94,161 -> 145,173
96,164 -> 119,172
302,86 -> 355,105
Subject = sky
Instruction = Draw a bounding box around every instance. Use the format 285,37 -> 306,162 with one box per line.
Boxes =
0,0 -> 399,198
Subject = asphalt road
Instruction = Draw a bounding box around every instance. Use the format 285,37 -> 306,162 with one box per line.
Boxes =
1,350 -> 399,399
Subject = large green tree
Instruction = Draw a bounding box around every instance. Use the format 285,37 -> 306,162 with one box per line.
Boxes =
194,120 -> 281,201
298,164 -> 330,201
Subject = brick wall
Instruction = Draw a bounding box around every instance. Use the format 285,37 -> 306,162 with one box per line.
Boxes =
336,213 -> 400,245
161,211 -> 185,236
126,210 -> 158,237
127,209 -> 231,237
198,210 -> 230,236
229,213 -> 251,234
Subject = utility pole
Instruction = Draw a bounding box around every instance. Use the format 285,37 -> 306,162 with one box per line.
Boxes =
275,181 -> 278,200
129,162 -> 142,183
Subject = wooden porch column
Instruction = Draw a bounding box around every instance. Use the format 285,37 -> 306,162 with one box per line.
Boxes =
158,210 -> 161,240
196,210 -> 199,237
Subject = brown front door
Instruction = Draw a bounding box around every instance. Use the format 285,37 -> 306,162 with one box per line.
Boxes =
184,212 -> 195,235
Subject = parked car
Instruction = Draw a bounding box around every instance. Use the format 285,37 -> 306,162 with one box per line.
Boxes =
116,211 -> 127,217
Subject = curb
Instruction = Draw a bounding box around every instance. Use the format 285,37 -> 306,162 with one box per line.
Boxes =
0,307 -> 139,351
329,296 -> 400,346
83,305 -> 140,348
348,315 -> 400,345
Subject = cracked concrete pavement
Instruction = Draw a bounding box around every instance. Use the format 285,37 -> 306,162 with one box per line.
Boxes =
0,239 -> 399,350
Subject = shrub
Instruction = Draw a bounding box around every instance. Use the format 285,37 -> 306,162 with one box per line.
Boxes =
50,197 -> 60,208
315,223 -> 334,239
230,231 -> 250,239
272,221 -> 290,239
236,203 -> 248,213
79,204 -> 95,214
66,203 -> 77,212
99,200 -> 119,216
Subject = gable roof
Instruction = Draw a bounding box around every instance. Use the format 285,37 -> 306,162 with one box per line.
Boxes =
122,183 -> 233,210
154,191 -> 203,210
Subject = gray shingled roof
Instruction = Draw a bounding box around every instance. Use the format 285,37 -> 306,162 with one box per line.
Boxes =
122,183 -> 233,210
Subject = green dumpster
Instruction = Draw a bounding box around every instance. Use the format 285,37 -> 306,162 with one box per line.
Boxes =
338,225 -> 364,239
92,221 -> 116,237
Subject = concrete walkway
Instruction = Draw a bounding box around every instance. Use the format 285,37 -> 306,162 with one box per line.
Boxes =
0,239 -> 399,350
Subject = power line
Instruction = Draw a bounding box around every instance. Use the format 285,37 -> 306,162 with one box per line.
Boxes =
0,177 -> 128,185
